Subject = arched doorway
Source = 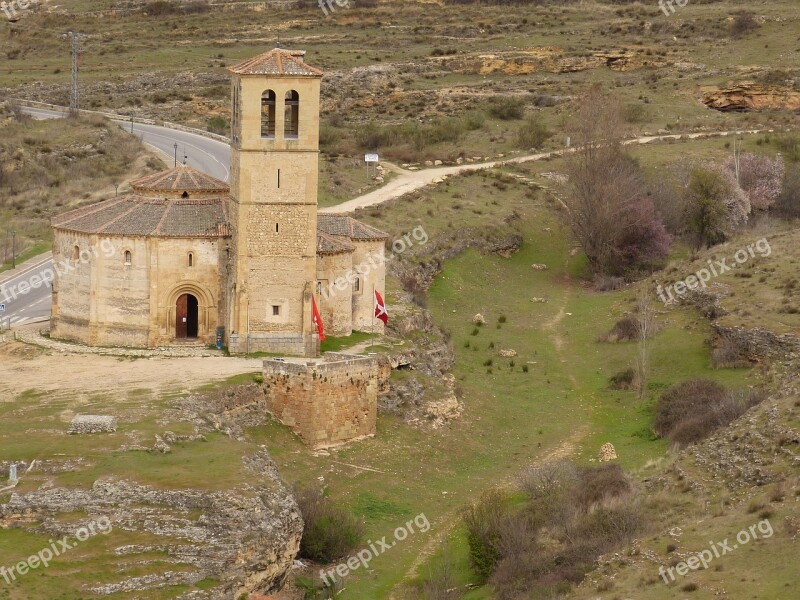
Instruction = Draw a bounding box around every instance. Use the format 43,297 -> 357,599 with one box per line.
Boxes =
176,293 -> 199,339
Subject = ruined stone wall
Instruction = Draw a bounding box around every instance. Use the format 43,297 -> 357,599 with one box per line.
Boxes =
317,252 -> 354,337
262,354 -> 378,448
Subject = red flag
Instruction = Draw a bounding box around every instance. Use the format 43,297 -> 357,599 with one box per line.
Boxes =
374,290 -> 389,324
312,294 -> 326,341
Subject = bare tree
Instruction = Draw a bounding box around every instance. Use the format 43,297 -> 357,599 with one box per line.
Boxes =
635,287 -> 654,400
564,87 -> 670,276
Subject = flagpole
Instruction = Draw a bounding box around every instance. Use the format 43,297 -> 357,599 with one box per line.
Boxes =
371,285 -> 375,352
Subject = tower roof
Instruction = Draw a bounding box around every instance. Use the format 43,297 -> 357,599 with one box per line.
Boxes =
130,165 -> 230,194
227,48 -> 324,77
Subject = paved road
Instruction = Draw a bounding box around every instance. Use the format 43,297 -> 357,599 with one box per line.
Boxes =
24,108 -> 231,181
3,109 -> 231,329
0,255 -> 54,329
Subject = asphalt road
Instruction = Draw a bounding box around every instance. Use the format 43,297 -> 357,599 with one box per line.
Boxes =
2,109 -> 232,329
0,255 -> 54,329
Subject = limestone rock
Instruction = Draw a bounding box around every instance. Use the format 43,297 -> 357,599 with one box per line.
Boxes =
498,349 -> 517,358
68,415 -> 118,434
472,313 -> 486,325
531,263 -> 549,271
598,442 -> 618,462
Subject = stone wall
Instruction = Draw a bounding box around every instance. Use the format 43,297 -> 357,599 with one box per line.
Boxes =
317,251 -> 354,337
262,353 -> 378,448
51,232 -> 227,348
351,240 -> 386,333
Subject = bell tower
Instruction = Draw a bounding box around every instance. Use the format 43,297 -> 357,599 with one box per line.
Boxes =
226,47 -> 323,356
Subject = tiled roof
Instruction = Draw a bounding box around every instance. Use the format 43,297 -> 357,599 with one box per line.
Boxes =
317,215 -> 389,241
317,232 -> 355,256
131,166 -> 230,194
228,48 -> 324,77
53,195 -> 231,238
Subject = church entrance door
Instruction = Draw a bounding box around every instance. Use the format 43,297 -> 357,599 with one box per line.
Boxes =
176,293 -> 199,339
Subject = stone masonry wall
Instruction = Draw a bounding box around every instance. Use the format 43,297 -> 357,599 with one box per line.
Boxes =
263,353 -> 378,448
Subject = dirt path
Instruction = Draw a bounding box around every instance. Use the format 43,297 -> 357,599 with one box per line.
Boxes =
320,128 -> 771,215
0,341 -> 262,398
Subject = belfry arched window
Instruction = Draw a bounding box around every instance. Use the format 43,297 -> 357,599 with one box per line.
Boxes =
261,90 -> 276,138
284,90 -> 299,138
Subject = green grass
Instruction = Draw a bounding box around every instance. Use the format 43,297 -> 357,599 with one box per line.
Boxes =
0,242 -> 50,274
320,330 -> 377,353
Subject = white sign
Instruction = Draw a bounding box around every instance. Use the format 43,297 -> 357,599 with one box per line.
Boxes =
0,304 -> 5,312
365,153 -> 379,163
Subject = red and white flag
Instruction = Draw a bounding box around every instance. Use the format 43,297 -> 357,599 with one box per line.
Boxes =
374,290 -> 389,324
312,294 -> 326,341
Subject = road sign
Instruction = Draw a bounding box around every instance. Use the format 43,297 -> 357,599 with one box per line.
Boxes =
0,304 -> 5,312
365,153 -> 379,163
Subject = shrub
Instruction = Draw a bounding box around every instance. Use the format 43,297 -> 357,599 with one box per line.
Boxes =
654,380 -> 765,447
206,116 -> 228,135
600,317 -> 639,343
711,333 -> 753,368
485,96 -> 524,120
516,114 -> 550,149
295,487 -> 364,563
575,464 -> 631,509
730,11 -> 759,38
609,367 -> 636,390
775,163 -> 800,219
463,489 -> 507,581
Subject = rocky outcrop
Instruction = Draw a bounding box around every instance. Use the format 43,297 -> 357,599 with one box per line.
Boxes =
701,82 -> 800,112
0,448 -> 302,599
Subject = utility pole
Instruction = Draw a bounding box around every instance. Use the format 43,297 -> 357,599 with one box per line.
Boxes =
68,32 -> 82,116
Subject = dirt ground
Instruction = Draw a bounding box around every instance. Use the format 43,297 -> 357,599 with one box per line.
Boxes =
0,340 -> 263,398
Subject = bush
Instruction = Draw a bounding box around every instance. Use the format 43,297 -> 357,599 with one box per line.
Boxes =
575,464 -> 631,509
711,333 -> 753,368
477,460 -> 644,599
654,379 -> 765,447
485,96 -> 524,120
730,11 -> 759,38
609,367 -> 636,390
600,317 -> 639,343
775,163 -> 800,219
516,114 -> 550,149
463,489 -> 507,581
295,487 -> 364,562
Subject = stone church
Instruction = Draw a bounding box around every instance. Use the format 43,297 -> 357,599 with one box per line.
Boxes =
51,48 -> 388,356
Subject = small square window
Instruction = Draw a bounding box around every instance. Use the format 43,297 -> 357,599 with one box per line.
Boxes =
272,305 -> 280,316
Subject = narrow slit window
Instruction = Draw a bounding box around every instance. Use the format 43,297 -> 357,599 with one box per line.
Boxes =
72,245 -> 80,261
188,252 -> 194,267
272,305 -> 280,316
275,223 -> 279,233
277,168 -> 280,189
124,250 -> 132,265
